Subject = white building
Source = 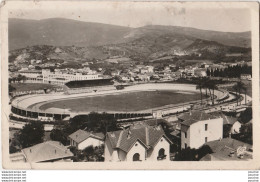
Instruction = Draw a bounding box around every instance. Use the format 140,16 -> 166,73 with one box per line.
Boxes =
68,129 -> 104,150
18,70 -> 43,83
179,111 -> 223,149
146,66 -> 154,73
42,69 -> 100,85
240,74 -> 251,80
9,141 -> 73,163
105,124 -> 172,162
194,68 -> 207,77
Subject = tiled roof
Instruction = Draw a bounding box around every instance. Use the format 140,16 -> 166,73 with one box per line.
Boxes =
201,138 -> 253,161
178,111 -> 218,126
143,119 -> 167,126
211,112 -> 238,125
68,129 -> 104,143
22,141 -> 73,163
106,124 -> 172,153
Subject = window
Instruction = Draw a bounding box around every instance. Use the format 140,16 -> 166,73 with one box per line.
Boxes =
205,137 -> 208,143
133,153 -> 140,161
185,132 -> 187,138
185,143 -> 187,149
157,148 -> 166,160
205,124 -> 208,131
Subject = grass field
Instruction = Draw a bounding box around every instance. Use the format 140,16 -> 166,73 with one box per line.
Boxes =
11,83 -> 62,92
39,90 -> 202,112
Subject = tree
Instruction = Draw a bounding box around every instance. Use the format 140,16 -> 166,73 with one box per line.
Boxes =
235,123 -> 252,145
9,84 -> 16,95
232,83 -> 239,106
196,79 -> 203,105
174,145 -> 213,161
51,112 -> 118,145
205,80 -> 218,105
18,121 -> 44,148
17,74 -> 26,83
87,112 -> 118,134
238,108 -> 252,124
233,81 -> 246,106
197,145 -> 213,160
50,129 -> 68,145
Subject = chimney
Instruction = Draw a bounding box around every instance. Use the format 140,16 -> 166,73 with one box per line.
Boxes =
229,133 -> 232,138
127,129 -> 131,139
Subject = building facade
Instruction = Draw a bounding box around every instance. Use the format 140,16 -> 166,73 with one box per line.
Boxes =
42,69 -> 100,85
68,129 -> 104,150
179,111 -> 223,149
105,124 -> 172,162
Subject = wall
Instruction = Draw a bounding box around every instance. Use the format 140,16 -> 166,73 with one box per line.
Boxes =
126,140 -> 146,162
231,121 -> 242,134
78,137 -> 104,150
104,138 -> 113,162
181,125 -> 190,149
147,136 -> 170,161
189,118 -> 223,149
118,150 -> 127,161
104,138 -> 119,162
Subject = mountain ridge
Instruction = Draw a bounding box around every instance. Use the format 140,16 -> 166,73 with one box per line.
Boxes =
9,18 -> 251,51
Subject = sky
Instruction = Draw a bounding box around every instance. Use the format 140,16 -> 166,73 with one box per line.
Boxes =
9,2 -> 251,32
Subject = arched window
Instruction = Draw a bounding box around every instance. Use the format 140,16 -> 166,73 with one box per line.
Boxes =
158,148 -> 165,157
133,153 -> 140,161
157,148 -> 166,160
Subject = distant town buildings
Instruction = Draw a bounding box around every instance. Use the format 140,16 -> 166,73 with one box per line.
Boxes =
240,74 -> 252,80
42,69 -> 100,85
18,70 -> 43,83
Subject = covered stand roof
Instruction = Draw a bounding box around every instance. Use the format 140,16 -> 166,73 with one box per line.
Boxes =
65,78 -> 113,89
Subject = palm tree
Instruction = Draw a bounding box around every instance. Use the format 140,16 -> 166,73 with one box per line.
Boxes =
232,84 -> 239,106
244,87 -> 247,105
237,81 -> 246,105
207,80 -> 218,105
196,79 -> 203,105
201,77 -> 210,104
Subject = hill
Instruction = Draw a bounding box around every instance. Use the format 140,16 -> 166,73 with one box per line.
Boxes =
9,18 -> 251,51
9,18 -> 132,50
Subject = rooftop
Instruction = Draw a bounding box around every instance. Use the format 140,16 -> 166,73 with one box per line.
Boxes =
211,112 -> 238,125
178,111 -> 219,126
106,124 -> 172,153
65,78 -> 113,89
21,141 -> 73,163
68,129 -> 105,143
200,138 -> 252,161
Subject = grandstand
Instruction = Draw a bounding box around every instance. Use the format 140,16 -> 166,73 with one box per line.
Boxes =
64,78 -> 115,94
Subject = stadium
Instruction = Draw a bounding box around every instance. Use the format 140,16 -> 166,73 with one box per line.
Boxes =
10,79 -> 234,123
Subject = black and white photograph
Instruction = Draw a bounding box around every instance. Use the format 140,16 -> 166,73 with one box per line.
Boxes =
1,1 -> 259,169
